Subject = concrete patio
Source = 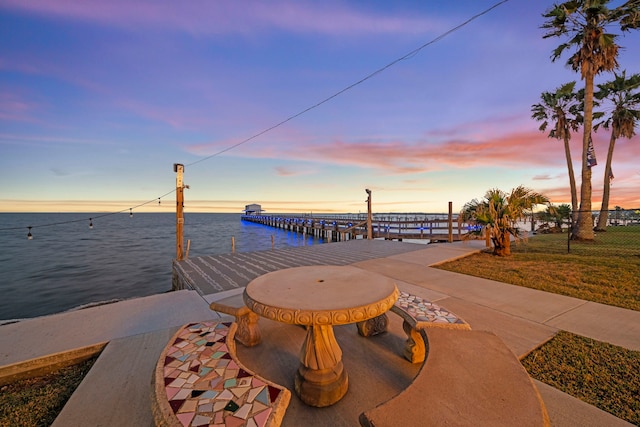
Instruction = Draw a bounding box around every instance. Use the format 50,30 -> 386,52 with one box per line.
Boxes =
0,240 -> 637,426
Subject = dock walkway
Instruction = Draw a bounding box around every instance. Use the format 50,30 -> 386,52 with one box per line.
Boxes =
172,239 -> 428,297
1,240 -> 637,426
241,214 -> 469,241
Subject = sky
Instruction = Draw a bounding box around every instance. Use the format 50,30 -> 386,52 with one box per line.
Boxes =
1,0 -> 639,215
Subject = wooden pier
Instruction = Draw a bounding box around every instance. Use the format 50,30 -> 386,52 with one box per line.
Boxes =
240,213 -> 473,242
172,239 -> 431,295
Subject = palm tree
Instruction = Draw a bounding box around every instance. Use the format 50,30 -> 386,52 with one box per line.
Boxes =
531,82 -> 582,225
540,203 -> 573,229
460,186 -> 550,257
542,0 -> 638,240
593,71 -> 640,230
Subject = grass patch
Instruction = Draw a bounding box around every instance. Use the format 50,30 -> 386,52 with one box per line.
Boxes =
522,331 -> 640,425
435,227 -> 640,311
438,227 -> 639,422
0,356 -> 97,427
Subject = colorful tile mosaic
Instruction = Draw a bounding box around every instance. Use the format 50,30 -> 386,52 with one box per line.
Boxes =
154,321 -> 290,427
395,291 -> 467,326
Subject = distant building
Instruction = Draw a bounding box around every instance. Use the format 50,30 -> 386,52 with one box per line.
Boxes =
244,204 -> 263,215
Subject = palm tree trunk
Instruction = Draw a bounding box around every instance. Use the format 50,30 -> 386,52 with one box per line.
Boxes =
492,228 -> 511,257
595,133 -> 617,230
563,134 -> 579,225
574,72 -> 595,241
503,233 -> 511,256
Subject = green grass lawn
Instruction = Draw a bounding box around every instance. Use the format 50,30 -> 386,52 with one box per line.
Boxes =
436,226 -> 640,424
436,226 -> 640,311
522,331 -> 640,426
0,356 -> 97,427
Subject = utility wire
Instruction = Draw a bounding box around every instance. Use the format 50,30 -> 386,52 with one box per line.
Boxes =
3,0 -> 510,234
0,190 -> 176,232
187,0 -> 511,167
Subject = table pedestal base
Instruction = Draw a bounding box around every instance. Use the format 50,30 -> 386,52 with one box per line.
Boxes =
294,325 -> 349,407
295,361 -> 348,407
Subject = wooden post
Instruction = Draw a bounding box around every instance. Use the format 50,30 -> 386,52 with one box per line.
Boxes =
486,225 -> 491,248
174,163 -> 185,261
448,202 -> 453,243
232,236 -> 235,253
530,209 -> 535,232
366,189 -> 372,240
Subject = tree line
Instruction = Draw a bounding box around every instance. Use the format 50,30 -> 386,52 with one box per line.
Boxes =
461,0 -> 639,256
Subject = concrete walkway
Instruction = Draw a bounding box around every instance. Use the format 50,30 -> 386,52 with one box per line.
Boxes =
0,240 -> 636,426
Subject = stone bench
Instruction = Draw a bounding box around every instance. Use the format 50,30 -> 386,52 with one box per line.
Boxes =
392,291 -> 471,363
152,321 -> 290,427
357,291 -> 470,363
209,301 -> 261,347
359,328 -> 550,427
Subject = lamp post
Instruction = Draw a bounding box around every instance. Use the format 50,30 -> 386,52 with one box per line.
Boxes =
366,189 -> 372,240
175,163 -> 185,261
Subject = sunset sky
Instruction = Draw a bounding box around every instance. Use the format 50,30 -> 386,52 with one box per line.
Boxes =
1,0 -> 639,215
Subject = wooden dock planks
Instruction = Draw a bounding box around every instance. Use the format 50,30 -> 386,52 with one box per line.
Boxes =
172,240 -> 426,296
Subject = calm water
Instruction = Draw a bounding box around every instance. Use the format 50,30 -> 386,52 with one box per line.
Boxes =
0,213 -> 324,321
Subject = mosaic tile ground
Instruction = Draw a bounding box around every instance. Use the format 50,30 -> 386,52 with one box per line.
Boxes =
395,291 -> 468,326
155,321 -> 289,427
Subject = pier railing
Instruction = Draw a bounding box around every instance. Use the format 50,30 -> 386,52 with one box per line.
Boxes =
241,214 -> 477,243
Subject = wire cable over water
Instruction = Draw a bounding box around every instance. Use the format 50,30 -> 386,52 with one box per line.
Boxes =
2,1 -> 510,235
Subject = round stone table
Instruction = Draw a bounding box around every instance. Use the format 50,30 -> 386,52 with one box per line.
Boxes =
243,265 -> 398,407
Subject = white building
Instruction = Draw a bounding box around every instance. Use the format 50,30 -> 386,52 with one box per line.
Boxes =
244,204 -> 262,215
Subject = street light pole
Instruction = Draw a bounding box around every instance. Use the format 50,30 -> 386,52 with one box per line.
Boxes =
366,189 -> 372,240
175,163 -> 185,261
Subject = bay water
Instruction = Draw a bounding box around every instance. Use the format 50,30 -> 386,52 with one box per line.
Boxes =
0,213 -> 323,322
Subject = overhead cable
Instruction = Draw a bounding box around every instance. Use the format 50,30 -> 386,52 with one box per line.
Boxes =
186,0 -> 511,167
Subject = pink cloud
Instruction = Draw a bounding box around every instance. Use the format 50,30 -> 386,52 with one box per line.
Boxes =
274,165 -> 316,177
0,58 -> 44,75
290,130 -> 569,173
184,118 -> 639,207
0,89 -> 41,123
537,151 -> 640,209
0,0 -> 440,37
186,128 -> 593,173
532,174 -> 555,181
115,98 -> 216,130
0,133 -> 106,147
527,131 -> 640,208
0,56 -> 119,110
0,57 -> 231,132
541,180 -> 640,209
